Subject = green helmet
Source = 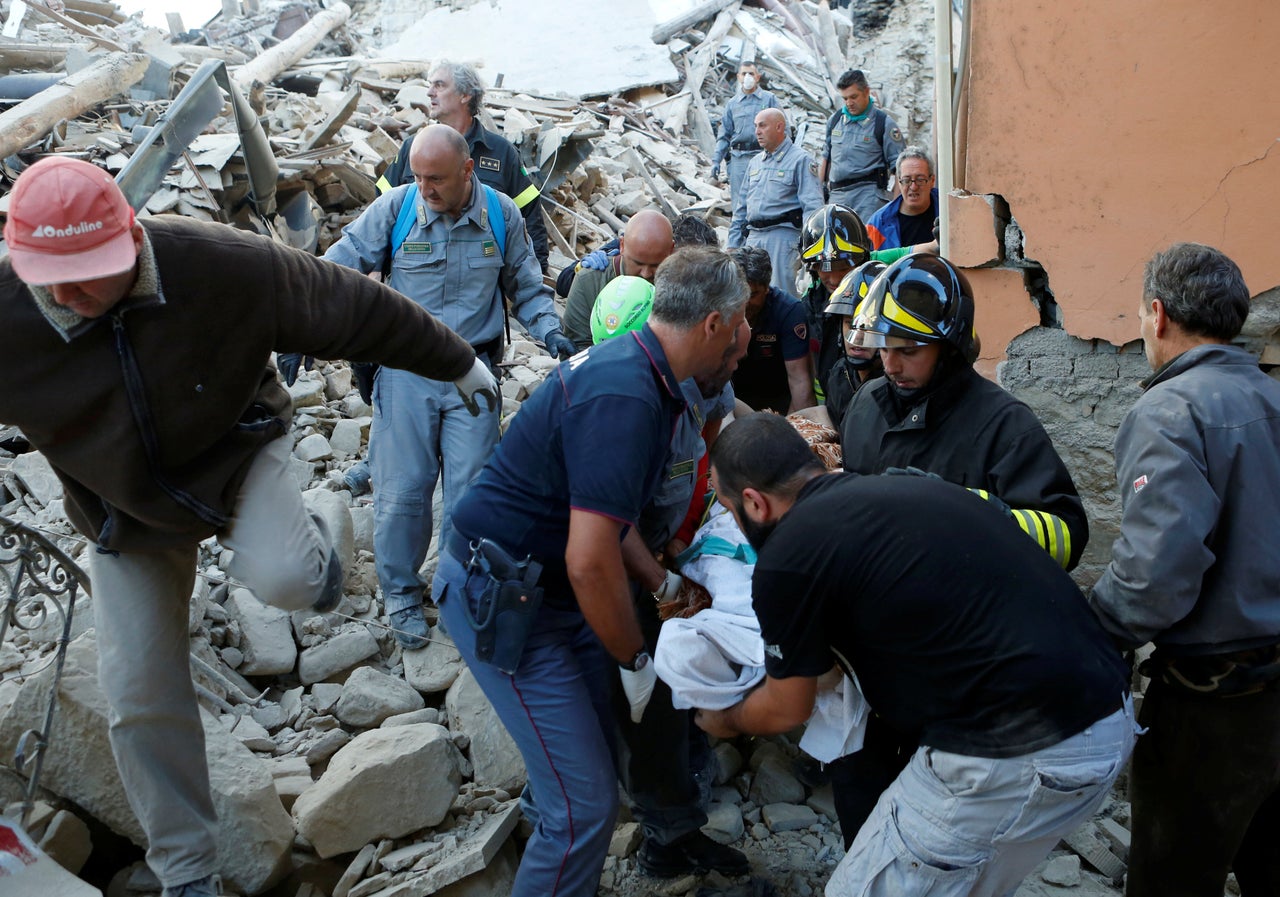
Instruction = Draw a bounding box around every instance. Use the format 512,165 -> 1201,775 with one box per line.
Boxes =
591,275 -> 655,344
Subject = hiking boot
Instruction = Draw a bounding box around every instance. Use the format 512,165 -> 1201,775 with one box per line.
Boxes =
637,830 -> 749,878
162,874 -> 221,897
389,604 -> 431,650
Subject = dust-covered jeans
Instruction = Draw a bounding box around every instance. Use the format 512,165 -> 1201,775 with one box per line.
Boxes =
826,696 -> 1138,897
90,435 -> 335,888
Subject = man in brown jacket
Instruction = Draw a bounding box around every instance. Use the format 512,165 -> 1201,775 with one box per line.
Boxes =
0,157 -> 496,897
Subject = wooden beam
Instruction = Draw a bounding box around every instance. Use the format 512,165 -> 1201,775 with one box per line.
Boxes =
232,2 -> 351,90
0,51 -> 148,159
651,0 -> 737,45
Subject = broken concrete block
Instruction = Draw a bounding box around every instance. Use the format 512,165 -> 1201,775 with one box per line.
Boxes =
370,806 -> 520,897
333,842 -> 378,897
748,753 -> 804,806
298,625 -> 380,685
761,802 -> 818,833
9,451 -> 62,507
288,375 -> 327,409
334,666 -> 425,728
609,821 -> 642,857
704,803 -> 745,845
295,433 -> 334,463
226,588 -> 297,676
36,808 -> 92,875
329,418 -> 364,456
305,729 -> 352,767
1041,853 -> 1082,886
230,714 -> 276,752
446,669 -> 525,794
381,707 -> 441,728
292,723 -> 461,858
325,368 -> 355,402
401,626 -> 464,695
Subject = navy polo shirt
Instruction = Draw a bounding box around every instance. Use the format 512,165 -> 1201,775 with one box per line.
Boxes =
732,286 -> 809,413
450,324 -> 686,598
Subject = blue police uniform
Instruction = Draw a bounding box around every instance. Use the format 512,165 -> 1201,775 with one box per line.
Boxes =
743,137 -> 824,294
711,87 -> 780,249
823,100 -> 905,222
325,176 -> 562,624
438,324 -> 686,897
732,286 -> 809,413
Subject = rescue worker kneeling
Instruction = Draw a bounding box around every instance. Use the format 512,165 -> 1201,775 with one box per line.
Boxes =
697,413 -> 1138,897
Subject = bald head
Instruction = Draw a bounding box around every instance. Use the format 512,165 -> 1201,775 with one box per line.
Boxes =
619,209 -> 675,283
409,123 -> 474,216
754,108 -> 787,153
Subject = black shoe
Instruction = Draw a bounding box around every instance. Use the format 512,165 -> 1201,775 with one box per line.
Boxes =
637,831 -> 749,878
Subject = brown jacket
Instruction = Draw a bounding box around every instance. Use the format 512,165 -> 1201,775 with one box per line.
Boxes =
0,216 -> 475,551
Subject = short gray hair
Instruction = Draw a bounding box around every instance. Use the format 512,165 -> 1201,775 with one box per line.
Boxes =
729,246 -> 772,287
651,247 -> 748,329
1143,242 -> 1250,340
432,61 -> 484,116
896,145 -> 933,177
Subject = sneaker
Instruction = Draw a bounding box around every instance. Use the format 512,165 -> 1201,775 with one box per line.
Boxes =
388,604 -> 430,650
162,874 -> 220,897
637,830 -> 749,878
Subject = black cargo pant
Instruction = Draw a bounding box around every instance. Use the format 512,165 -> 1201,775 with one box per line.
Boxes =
1127,678 -> 1280,896
611,586 -> 708,845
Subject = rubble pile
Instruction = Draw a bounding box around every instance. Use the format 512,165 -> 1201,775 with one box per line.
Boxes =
0,2 -> 1131,896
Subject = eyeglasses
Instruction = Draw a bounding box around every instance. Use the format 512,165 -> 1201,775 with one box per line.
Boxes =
899,176 -> 932,187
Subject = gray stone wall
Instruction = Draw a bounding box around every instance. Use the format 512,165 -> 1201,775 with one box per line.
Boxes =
998,328 -> 1148,588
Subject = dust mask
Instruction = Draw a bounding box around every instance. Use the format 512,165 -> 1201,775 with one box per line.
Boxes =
742,74 -> 757,90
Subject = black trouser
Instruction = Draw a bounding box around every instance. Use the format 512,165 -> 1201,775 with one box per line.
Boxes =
611,587 -> 708,845
1127,678 -> 1280,896
827,714 -> 916,849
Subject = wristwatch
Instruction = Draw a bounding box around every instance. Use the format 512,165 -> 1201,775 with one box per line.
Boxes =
621,649 -> 651,672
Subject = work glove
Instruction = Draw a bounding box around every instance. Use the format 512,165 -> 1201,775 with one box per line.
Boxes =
544,330 -> 577,360
351,362 -> 379,406
619,657 -> 657,723
580,249 -> 611,271
652,569 -> 684,604
277,353 -> 315,386
454,357 -> 500,417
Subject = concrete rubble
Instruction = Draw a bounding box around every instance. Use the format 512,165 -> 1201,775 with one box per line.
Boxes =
0,1 -> 1133,896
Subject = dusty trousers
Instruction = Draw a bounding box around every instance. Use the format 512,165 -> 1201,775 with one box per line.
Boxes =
1126,678 -> 1280,897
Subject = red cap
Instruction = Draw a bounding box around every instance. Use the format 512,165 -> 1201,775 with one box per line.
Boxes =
3,156 -> 137,286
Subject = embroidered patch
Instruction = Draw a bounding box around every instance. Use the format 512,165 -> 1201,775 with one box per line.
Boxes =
403,242 -> 431,253
891,127 -> 903,142
765,644 -> 784,660
1132,474 -> 1149,493
481,240 -> 497,257
669,459 -> 695,480
478,156 -> 501,171
793,323 -> 807,340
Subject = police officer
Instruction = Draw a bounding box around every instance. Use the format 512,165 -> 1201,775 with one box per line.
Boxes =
820,69 -> 906,223
377,61 -> 550,273
326,125 -> 575,648
711,61 -> 780,249
728,246 -> 815,414
589,276 -> 748,880
743,108 -> 823,295
437,247 -> 750,897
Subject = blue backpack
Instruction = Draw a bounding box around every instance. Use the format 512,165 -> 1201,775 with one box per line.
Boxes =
388,182 -> 506,260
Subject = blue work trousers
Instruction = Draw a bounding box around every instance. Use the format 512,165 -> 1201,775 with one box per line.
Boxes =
829,182 -> 888,225
435,550 -> 619,897
745,224 -> 802,295
370,366 -> 498,614
726,151 -> 755,249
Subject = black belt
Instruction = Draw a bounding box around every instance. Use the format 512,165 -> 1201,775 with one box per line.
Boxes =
730,141 -> 759,152
830,171 -> 882,191
748,209 -> 804,230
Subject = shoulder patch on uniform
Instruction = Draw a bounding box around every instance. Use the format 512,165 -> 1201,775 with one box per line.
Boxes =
478,156 -> 501,171
1132,474 -> 1149,493
890,128 -> 903,142
809,159 -> 819,177
794,323 -> 807,340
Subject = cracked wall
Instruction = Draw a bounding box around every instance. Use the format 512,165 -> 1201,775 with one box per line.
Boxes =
949,0 -> 1280,584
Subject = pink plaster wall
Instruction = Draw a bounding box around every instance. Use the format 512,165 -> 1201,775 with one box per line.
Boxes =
959,0 -> 1280,344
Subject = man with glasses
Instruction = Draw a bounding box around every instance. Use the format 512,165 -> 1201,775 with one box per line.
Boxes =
562,209 -> 675,351
866,146 -> 940,252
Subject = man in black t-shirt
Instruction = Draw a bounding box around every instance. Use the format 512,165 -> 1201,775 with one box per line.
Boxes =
698,414 -> 1135,897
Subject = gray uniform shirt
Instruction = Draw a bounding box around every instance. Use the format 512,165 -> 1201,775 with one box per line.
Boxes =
712,88 -> 780,169
744,137 -> 824,226
824,106 -> 906,183
325,175 -> 560,346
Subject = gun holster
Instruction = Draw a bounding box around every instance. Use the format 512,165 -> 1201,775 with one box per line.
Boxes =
458,538 -> 544,675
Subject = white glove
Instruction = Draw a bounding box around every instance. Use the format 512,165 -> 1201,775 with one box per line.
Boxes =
619,655 -> 657,723
454,357 -> 499,417
652,570 -> 683,604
